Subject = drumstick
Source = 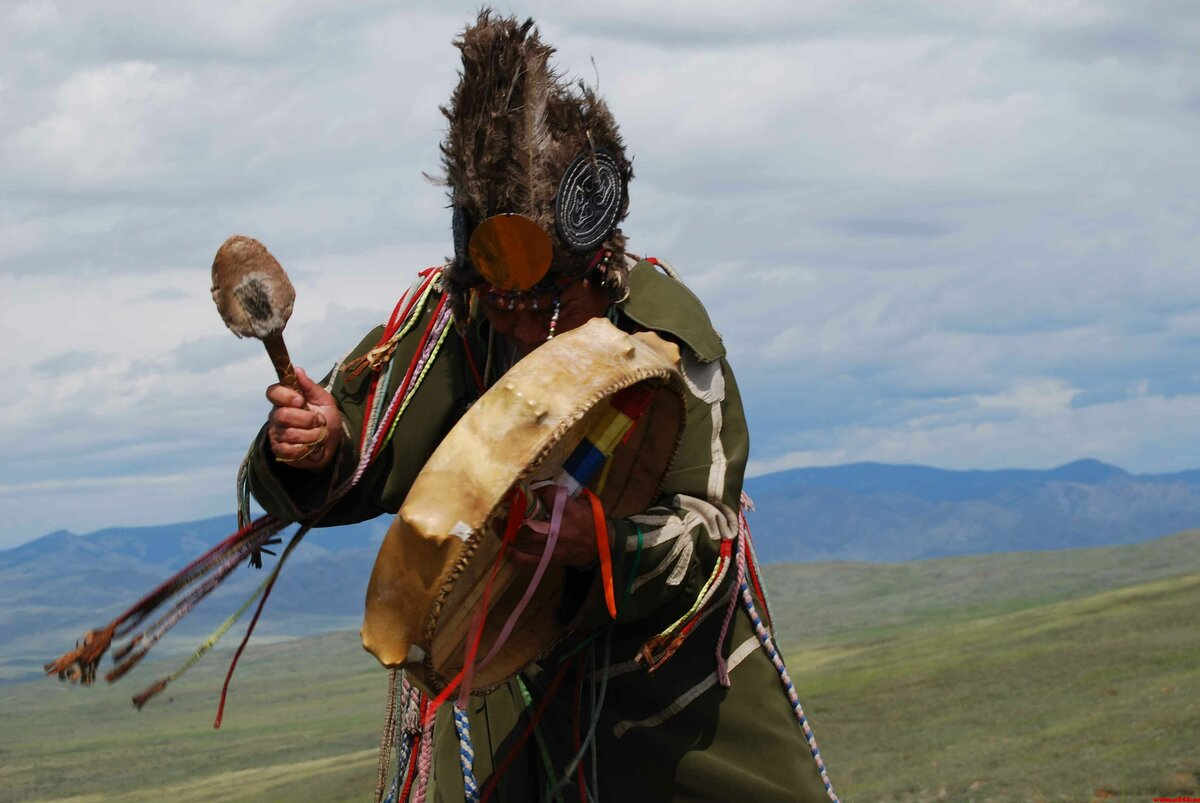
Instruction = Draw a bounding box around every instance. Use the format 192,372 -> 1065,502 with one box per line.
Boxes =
210,235 -> 299,390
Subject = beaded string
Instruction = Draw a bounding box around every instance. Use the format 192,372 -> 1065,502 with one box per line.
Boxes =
546,295 -> 562,340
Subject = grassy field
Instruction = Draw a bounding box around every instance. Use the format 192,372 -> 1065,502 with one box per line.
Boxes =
0,632 -> 385,802
2,535 -> 1199,801
798,572 -> 1200,801
762,528 -> 1200,646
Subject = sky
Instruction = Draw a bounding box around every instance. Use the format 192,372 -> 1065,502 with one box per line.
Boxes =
2,0 -> 1199,547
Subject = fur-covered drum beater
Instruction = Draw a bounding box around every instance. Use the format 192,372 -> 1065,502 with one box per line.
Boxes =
42,238 -> 308,701
210,235 -> 300,390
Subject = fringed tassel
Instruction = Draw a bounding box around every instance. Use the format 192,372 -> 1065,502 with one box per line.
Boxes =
236,444 -> 254,531
213,525 -> 310,727
43,623 -> 117,684
106,548 -> 246,683
346,270 -> 440,379
44,515 -> 287,687
130,678 -> 169,710
128,554 -> 276,709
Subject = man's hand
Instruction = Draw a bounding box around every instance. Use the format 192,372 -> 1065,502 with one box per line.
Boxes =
507,486 -> 602,568
266,367 -> 343,471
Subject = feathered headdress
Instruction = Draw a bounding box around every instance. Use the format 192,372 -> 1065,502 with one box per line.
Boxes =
437,11 -> 633,310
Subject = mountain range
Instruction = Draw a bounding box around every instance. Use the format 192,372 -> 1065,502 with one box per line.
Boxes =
743,458 -> 1200,561
5,458 -> 1200,681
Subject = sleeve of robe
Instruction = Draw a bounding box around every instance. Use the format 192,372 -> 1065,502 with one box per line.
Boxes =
244,284 -> 469,527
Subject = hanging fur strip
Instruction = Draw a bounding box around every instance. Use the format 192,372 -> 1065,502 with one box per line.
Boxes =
43,514 -> 288,688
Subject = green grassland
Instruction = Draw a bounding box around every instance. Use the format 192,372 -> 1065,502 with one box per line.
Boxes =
0,631 -> 385,802
763,528 -> 1200,647
3,534 -> 1199,801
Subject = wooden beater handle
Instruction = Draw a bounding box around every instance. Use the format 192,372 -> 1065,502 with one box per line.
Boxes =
262,332 -> 300,392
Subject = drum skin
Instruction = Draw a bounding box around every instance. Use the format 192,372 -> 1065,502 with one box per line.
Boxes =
361,318 -> 686,694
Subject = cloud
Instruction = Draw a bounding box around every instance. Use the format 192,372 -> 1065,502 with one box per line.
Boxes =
2,0 -> 1199,546
747,381 -> 1200,476
30,349 -> 111,376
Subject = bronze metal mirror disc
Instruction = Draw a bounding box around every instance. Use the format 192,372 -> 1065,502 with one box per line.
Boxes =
468,213 -> 554,291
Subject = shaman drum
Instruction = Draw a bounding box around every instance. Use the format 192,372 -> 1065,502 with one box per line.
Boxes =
361,317 -> 686,694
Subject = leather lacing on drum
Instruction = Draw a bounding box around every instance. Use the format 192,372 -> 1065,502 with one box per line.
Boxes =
418,364 -> 687,696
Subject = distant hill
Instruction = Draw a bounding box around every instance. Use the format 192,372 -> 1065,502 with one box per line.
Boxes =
6,458 -> 1200,681
4,537 -> 1198,800
743,458 -> 1200,561
763,527 -> 1200,649
0,515 -> 391,683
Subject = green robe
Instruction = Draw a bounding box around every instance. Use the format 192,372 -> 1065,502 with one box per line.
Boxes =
248,261 -> 834,802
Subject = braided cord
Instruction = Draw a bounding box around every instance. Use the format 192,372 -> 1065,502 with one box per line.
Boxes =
375,668 -> 401,803
125,562 -> 272,707
384,303 -> 454,443
385,681 -> 420,803
714,535 -> 746,688
454,705 -> 480,802
739,566 -> 838,802
413,711 -> 434,803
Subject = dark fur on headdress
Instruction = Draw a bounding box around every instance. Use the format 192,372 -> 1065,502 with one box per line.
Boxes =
437,10 -> 634,319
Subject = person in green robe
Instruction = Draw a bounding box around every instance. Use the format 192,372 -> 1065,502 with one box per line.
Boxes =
246,11 -> 838,802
